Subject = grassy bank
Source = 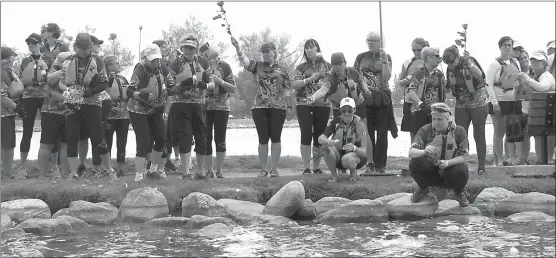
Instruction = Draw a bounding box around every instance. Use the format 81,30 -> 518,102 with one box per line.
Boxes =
2,154 -> 554,216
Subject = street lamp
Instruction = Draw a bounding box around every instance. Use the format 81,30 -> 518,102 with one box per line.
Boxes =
138,25 -> 143,60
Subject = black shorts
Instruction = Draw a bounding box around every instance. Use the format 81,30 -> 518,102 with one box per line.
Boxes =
400,102 -> 413,132
506,114 -> 527,143
488,101 -> 522,115
80,119 -> 90,140
1,116 -> 16,150
336,151 -> 367,170
333,104 -> 366,119
40,113 -> 66,145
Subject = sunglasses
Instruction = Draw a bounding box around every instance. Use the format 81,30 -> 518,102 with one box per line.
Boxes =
340,108 -> 354,114
431,106 -> 451,114
366,39 -> 380,43
261,50 -> 271,54
412,48 -> 423,52
27,42 -> 39,46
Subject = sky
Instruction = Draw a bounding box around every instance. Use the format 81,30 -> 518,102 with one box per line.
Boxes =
2,1 -> 555,84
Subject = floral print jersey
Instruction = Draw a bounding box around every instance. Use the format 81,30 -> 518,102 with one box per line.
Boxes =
106,75 -> 130,120
1,69 -> 17,117
19,54 -> 53,99
127,63 -> 173,115
205,60 -> 235,111
169,56 -> 210,104
245,60 -> 291,110
293,58 -> 331,107
408,65 -> 447,108
447,57 -> 488,108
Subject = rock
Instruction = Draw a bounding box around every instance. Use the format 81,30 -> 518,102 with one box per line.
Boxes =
119,187 -> 169,222
434,200 -> 481,217
217,199 -> 264,214
314,197 -> 352,215
1,213 -> 13,229
375,193 -> 413,204
495,192 -> 555,217
292,199 -> 317,221
196,223 -> 233,239
1,199 -> 51,223
387,194 -> 438,221
471,187 -> 515,217
52,200 -> 119,225
181,192 -> 230,218
188,215 -> 236,229
15,215 -> 89,235
263,181 -> 305,218
227,211 -> 298,227
1,228 -> 26,238
317,199 -> 389,224
19,249 -> 43,257
145,217 -> 191,227
506,211 -> 556,222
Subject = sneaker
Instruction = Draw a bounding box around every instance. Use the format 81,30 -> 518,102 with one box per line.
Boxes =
157,170 -> 167,179
134,172 -> 144,182
215,171 -> 224,178
77,165 -> 87,177
477,168 -> 486,175
52,167 -> 63,178
302,168 -> 312,175
375,167 -> 386,174
257,170 -> 268,177
206,171 -> 215,178
270,170 -> 279,177
366,162 -> 376,173
165,159 -> 178,172
454,190 -> 470,207
312,169 -> 323,174
411,188 -> 430,203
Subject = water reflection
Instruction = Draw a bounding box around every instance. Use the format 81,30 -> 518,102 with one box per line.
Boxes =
4,216 -> 552,257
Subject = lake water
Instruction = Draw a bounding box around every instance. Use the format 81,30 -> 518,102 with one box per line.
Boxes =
14,125 -> 532,160
2,216 -> 554,257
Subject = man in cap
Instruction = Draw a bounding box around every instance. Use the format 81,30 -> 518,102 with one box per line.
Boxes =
17,33 -> 54,178
1,47 -> 25,179
318,97 -> 368,183
443,45 -> 488,175
408,102 -> 470,207
57,33 -> 116,180
169,33 -> 212,180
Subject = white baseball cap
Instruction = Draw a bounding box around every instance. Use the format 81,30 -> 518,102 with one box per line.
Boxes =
339,97 -> 356,109
530,51 -> 548,61
547,40 -> 555,50
142,44 -> 162,61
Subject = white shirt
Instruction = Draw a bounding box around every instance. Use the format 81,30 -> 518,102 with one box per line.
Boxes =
521,71 -> 556,114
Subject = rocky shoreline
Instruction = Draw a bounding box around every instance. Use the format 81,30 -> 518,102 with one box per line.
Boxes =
2,181 -> 554,255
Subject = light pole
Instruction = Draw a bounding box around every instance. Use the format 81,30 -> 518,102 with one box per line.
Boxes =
109,33 -> 117,56
138,25 -> 143,61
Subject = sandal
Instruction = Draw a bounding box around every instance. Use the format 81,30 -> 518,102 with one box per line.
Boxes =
302,169 -> 312,175
257,170 -> 268,177
313,168 -> 323,174
270,170 -> 279,177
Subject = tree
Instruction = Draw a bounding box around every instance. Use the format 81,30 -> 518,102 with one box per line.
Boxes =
161,15 -> 229,59
390,73 -> 405,105
231,27 -> 304,114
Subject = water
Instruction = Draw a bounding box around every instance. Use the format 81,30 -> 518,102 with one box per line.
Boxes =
14,126 -> 516,160
2,216 -> 554,257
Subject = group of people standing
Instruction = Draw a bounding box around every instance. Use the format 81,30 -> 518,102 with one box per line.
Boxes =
1,22 -> 555,197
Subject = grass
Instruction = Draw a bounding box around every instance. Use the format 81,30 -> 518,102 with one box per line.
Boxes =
2,154 -> 554,216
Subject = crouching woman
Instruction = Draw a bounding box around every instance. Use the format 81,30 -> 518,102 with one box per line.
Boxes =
408,103 -> 470,207
317,97 -> 368,183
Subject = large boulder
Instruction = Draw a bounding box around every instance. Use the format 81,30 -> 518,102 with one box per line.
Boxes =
506,211 -> 556,222
1,199 -> 51,223
188,215 -> 236,229
263,181 -> 305,218
217,199 -> 264,214
434,200 -> 482,217
15,215 -> 89,235
52,200 -> 119,225
145,217 -> 191,227
471,187 -> 515,217
181,192 -> 230,218
317,199 -> 389,224
495,192 -> 555,217
196,223 -> 233,239
1,213 -> 13,229
119,187 -> 169,222
314,197 -> 352,215
292,199 -> 317,221
226,211 -> 298,227
375,193 -> 413,204
387,194 -> 438,221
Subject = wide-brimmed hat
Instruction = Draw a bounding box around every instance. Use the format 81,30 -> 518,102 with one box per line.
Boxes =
142,44 -> 162,61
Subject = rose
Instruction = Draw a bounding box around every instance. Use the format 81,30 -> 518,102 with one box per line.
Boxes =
109,33 -> 117,40
217,1 -> 224,6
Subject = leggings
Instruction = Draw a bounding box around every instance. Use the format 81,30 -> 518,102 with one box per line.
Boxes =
129,111 -> 166,158
162,108 -> 176,159
455,105 -> 488,169
206,110 -> 229,154
91,99 -> 112,166
365,104 -> 391,169
20,97 -> 44,153
105,119 -> 129,163
409,157 -> 469,194
296,105 -> 330,147
252,108 -> 286,144
66,105 -> 108,158
172,103 -> 207,155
